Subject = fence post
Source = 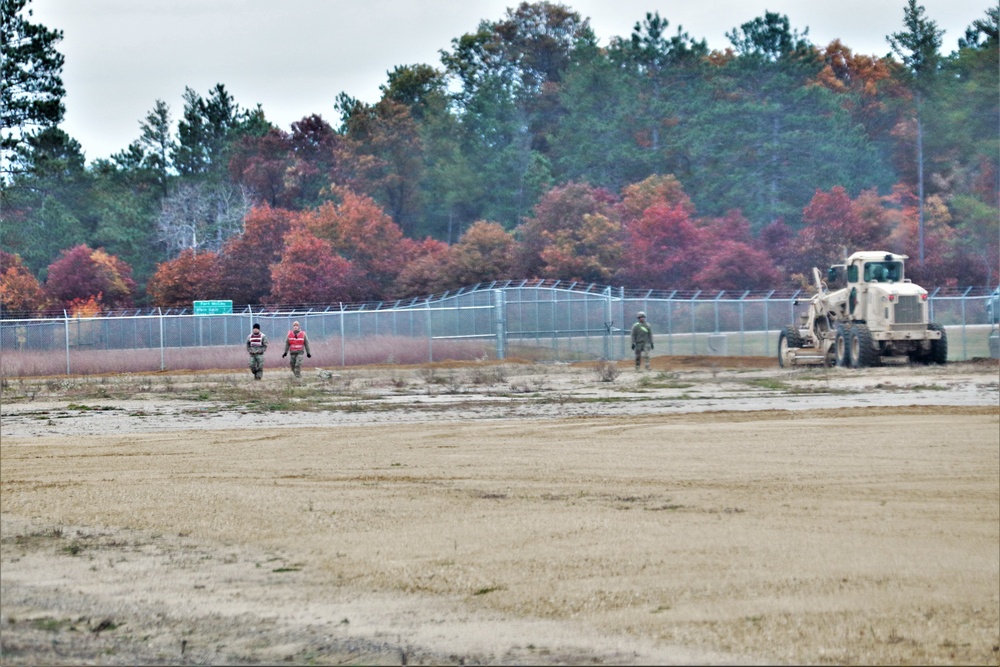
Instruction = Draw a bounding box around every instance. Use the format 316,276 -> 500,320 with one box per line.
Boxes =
601,286 -> 610,360
690,291 -> 701,354
667,291 -> 675,355
494,289 -> 506,360
426,299 -> 433,363
339,304 -> 346,367
739,291 -> 749,356
64,310 -> 71,375
619,286 -> 625,360
763,290 -> 775,357
159,308 -> 165,371
961,286 -> 972,360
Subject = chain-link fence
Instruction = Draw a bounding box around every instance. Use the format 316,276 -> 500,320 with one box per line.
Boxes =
1,282 -> 996,376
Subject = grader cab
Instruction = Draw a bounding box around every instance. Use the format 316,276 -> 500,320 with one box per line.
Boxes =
778,251 -> 947,368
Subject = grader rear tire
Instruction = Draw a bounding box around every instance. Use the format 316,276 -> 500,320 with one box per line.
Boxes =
927,323 -> 948,364
849,323 -> 878,368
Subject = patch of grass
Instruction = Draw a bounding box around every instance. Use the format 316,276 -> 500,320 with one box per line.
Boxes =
271,567 -> 301,573
649,503 -> 684,511
466,364 -> 508,385
31,617 -> 71,633
472,585 -> 504,596
743,378 -> 792,391
637,376 -> 694,389
593,360 -> 620,383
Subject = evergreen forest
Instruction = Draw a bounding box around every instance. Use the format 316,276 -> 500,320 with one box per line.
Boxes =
1,0 -> 997,315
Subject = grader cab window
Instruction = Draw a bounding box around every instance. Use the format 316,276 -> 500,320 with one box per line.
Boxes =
864,262 -> 901,282
847,265 -> 859,283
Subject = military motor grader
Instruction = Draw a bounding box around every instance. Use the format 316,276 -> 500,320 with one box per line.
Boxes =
778,251 -> 947,368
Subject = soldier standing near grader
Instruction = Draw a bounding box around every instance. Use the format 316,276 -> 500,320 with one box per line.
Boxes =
631,311 -> 654,371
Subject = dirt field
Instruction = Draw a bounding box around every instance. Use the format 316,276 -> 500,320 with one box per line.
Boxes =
2,356 -> 998,665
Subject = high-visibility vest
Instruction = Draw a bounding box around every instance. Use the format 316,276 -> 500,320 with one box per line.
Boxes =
287,330 -> 306,352
248,331 -> 265,350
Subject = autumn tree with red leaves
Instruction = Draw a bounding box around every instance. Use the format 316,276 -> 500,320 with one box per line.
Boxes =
794,186 -> 891,274
44,245 -> 136,310
214,204 -> 295,305
691,240 -> 782,291
688,211 -> 781,290
619,202 -> 704,289
296,187 -> 408,299
882,188 -> 960,286
269,226 -> 363,305
228,128 -> 292,207
146,249 -> 219,307
515,182 -> 619,278
619,175 -> 695,224
0,251 -> 46,314
391,237 -> 452,298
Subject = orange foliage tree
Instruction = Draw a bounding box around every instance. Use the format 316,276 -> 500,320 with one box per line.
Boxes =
794,186 -> 891,274
391,237 -> 452,298
44,245 -> 136,310
215,204 -> 295,305
146,249 -> 219,307
445,221 -> 517,287
882,188 -> 960,286
515,182 -> 619,278
269,226 -> 363,304
537,213 -> 623,283
813,40 -> 905,144
618,174 -> 695,224
296,187 -> 409,299
0,251 -> 45,314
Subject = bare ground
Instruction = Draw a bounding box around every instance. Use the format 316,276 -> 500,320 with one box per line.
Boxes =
1,356 -> 998,665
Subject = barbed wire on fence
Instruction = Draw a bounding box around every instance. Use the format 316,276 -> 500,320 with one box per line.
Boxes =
3,280 -> 996,320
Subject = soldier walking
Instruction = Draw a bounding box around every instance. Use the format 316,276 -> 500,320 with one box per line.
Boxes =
282,320 -> 311,378
246,322 -> 269,380
631,311 -> 654,371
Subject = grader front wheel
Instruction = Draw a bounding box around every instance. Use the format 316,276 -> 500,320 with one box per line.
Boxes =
778,326 -> 803,368
835,323 -> 851,367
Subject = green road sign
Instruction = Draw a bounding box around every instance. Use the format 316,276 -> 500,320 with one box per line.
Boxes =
193,300 -> 233,315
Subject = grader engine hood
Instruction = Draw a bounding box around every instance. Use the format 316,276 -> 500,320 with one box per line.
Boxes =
864,282 -> 929,326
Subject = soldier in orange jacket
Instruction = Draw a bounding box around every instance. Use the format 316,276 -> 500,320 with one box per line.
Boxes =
282,320 -> 311,378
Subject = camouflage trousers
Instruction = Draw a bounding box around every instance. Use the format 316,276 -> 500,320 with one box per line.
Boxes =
634,342 -> 652,369
289,351 -> 304,378
249,353 -> 265,379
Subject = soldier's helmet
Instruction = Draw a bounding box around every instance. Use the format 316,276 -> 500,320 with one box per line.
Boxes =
637,311 -> 646,318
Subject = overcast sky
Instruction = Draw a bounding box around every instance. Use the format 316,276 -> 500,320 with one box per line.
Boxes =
28,0 -> 992,162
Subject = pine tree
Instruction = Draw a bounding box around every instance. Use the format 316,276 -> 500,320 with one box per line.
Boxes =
0,0 -> 64,181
